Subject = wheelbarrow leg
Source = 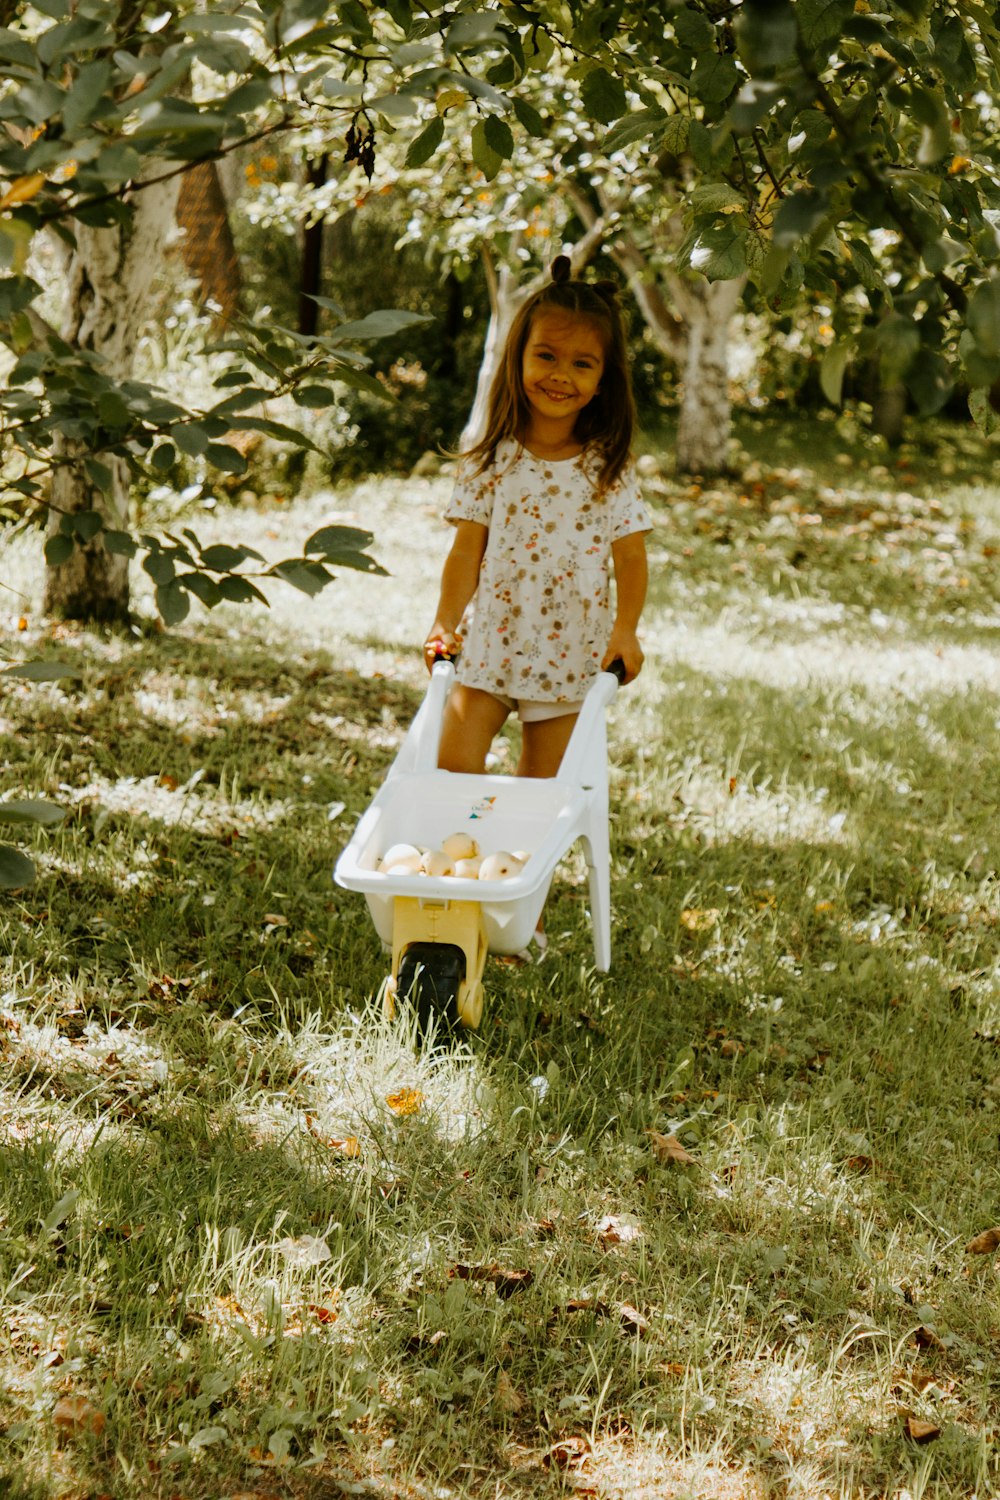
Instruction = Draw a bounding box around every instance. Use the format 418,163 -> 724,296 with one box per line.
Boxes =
582,820 -> 612,972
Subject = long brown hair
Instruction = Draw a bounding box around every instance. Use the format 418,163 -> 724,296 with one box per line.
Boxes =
463,256 -> 636,495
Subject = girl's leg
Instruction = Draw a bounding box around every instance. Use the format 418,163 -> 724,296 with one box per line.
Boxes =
438,685 -> 510,773
517,712 -> 579,779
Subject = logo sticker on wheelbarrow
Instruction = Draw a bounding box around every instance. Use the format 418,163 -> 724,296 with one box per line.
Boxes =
467,794 -> 497,821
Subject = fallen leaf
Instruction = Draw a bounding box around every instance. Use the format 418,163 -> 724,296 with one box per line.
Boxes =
719,1037 -> 744,1058
304,1116 -> 361,1157
544,1435 -> 590,1470
845,1154 -> 873,1174
905,1416 -> 941,1443
966,1226 -> 1000,1255
646,1129 -> 696,1166
680,907 -> 720,932
914,1325 -> 944,1350
306,1299 -> 339,1324
619,1302 -> 650,1337
596,1212 -> 643,1246
157,773 -> 179,791
564,1297 -> 610,1317
53,1394 -> 105,1437
451,1263 -> 533,1297
262,913 -> 288,927
386,1087 -> 425,1116
17,616 -> 28,631
275,1234 -> 331,1267
494,1369 -> 523,1414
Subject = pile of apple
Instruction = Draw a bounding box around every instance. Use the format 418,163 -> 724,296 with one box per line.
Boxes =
377,832 -> 528,881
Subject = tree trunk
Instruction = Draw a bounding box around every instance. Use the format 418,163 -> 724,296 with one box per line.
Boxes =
44,177 -> 180,623
672,277 -> 744,476
460,255 -> 531,449
176,160 -> 241,323
298,154 -> 328,337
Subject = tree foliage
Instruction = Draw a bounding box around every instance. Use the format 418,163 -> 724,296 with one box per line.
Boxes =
1,0 -> 998,622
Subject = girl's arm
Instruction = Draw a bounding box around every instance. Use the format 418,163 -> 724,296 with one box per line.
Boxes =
423,520 -> 489,668
603,531 -> 648,683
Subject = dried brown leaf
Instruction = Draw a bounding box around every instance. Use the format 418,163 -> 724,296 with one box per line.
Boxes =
913,1325 -> 944,1350
619,1302 -> 650,1337
966,1226 -> 1000,1255
494,1369 -> 523,1415
905,1416 -> 941,1443
544,1435 -> 590,1470
596,1212 -> 643,1246
646,1129 -> 696,1166
53,1394 -> 105,1437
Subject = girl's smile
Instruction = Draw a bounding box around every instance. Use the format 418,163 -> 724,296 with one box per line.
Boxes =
521,312 -> 605,441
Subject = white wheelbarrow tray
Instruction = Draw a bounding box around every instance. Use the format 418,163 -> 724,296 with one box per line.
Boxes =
334,659 -> 622,970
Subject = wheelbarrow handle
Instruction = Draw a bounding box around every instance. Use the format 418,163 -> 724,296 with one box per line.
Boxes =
605,657 -> 627,684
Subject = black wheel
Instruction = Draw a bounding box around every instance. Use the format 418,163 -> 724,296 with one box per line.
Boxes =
396,942 -> 466,1042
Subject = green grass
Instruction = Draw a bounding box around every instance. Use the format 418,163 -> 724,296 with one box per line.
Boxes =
1,413 -> 999,1499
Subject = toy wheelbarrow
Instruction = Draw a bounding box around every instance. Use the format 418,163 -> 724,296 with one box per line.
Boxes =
334,657 -> 626,1033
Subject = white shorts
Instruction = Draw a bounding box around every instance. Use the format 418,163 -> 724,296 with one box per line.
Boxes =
493,694 -> 583,724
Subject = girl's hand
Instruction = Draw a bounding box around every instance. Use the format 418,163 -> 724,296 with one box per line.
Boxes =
423,627 -> 462,672
602,627 -> 644,684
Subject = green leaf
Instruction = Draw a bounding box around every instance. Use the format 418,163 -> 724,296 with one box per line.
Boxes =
97,390 -> 130,429
672,8 -> 715,50
44,534 -> 74,567
446,12 -> 503,49
305,525 -> 388,575
180,572 -> 222,609
170,423 -> 210,457
0,275 -> 42,321
103,530 -> 137,558
144,552 -> 175,586
689,223 -> 747,281
876,313 -> 920,385
969,387 -> 1000,438
1,660 -> 79,682
151,443 -> 176,472
267,559 -> 332,596
327,309 -> 433,343
690,52 -> 740,104
581,66 -> 627,125
772,189 -> 828,247
156,579 -> 190,627
659,114 -> 691,156
967,277 -> 1000,358
483,114 -> 514,162
0,844 -> 35,889
471,119 -> 503,180
796,0 -> 853,47
512,96 -> 545,137
0,799 -> 65,827
690,184 -> 746,216
62,60 -> 112,133
735,0 -> 797,73
906,352 -> 953,416
604,107 -> 667,154
200,543 -> 260,570
404,115 -> 444,169
71,510 -> 103,542
204,442 -> 247,475
293,385 -> 339,407
218,575 -> 268,605
83,457 -> 115,493
820,341 -> 850,405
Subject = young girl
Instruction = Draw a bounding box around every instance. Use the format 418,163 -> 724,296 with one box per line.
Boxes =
424,255 -> 651,781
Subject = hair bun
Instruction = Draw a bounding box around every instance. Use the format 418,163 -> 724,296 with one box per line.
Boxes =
550,255 -> 572,284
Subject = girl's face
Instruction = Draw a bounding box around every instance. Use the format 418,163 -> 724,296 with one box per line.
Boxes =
520,311 -> 606,431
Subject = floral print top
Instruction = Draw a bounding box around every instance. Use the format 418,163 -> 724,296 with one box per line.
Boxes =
445,438 -> 652,703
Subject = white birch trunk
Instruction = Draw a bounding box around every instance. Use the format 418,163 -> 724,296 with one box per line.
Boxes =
671,276 -> 744,477
459,258 -> 532,451
45,176 -> 180,622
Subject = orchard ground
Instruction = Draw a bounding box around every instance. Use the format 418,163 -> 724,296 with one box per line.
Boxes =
2,409 -> 1000,1500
